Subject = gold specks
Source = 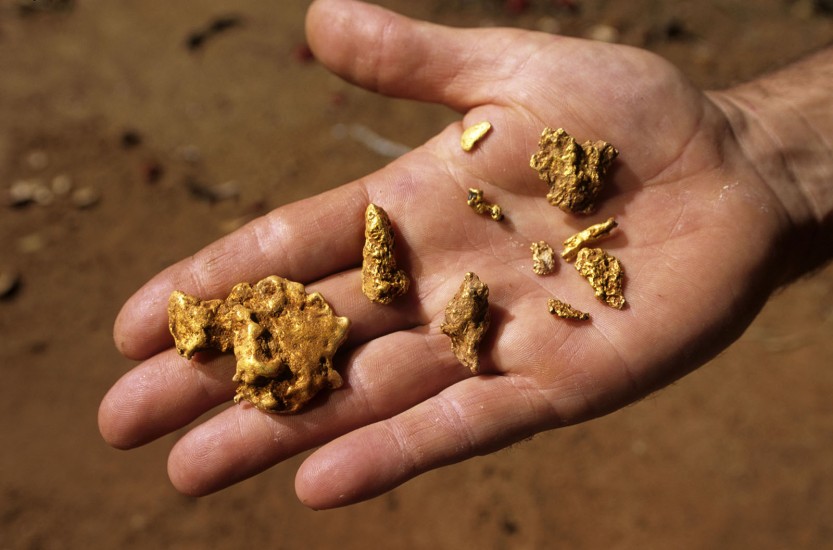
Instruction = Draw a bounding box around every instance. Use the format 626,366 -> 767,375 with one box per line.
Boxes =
461,121 -> 493,152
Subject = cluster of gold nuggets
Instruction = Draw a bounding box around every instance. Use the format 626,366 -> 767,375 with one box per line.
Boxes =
166,123 -> 626,413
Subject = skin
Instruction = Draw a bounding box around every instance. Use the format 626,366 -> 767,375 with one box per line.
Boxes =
99,0 -> 832,509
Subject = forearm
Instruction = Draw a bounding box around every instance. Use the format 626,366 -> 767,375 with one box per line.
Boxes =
711,46 -> 833,280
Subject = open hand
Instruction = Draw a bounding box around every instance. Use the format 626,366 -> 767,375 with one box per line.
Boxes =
99,0 -> 802,509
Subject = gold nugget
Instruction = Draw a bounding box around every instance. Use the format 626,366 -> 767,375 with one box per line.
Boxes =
529,127 -> 618,214
562,217 -> 618,261
362,204 -> 410,304
461,121 -> 492,151
530,241 -> 556,275
467,188 -> 503,221
441,272 -> 490,374
168,276 -> 350,414
547,298 -> 590,321
574,248 -> 626,309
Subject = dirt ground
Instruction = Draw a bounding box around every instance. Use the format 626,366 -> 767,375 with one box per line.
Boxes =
2,0 -> 833,548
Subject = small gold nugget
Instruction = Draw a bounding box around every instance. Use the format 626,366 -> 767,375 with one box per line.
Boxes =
547,298 -> 590,321
562,217 -> 618,261
529,127 -> 618,214
574,248 -> 626,309
362,204 -> 410,304
530,241 -> 556,275
167,276 -> 350,414
441,272 -> 490,374
461,121 -> 492,151
467,188 -> 503,221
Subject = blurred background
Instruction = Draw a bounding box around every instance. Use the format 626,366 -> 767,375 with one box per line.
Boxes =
2,0 -> 832,548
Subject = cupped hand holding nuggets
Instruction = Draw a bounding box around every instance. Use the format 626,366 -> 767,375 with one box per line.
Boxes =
99,0 -> 830,509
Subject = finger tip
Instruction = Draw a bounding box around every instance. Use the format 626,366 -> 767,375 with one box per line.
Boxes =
113,281 -> 174,360
167,446 -> 208,497
305,0 -> 353,64
295,443 -> 384,510
166,420 -> 237,498
295,454 -> 344,510
97,385 -> 140,450
305,0 -> 398,80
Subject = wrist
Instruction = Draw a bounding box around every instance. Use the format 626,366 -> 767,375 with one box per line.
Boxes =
710,49 -> 833,280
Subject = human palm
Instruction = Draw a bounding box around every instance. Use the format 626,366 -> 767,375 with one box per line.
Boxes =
100,0 -> 795,509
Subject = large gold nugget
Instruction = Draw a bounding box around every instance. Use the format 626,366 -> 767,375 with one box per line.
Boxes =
562,217 -> 618,261
441,272 -> 490,374
529,127 -> 618,214
168,276 -> 350,414
362,204 -> 410,304
574,248 -> 626,309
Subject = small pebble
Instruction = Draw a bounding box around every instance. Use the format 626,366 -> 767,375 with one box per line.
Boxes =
185,178 -> 240,203
586,24 -> 620,43
535,16 -> 561,34
18,233 -> 46,254
32,185 -> 54,206
51,174 -> 73,195
71,186 -> 101,209
210,181 -> 241,201
25,149 -> 49,171
9,179 -> 37,205
0,267 -> 20,299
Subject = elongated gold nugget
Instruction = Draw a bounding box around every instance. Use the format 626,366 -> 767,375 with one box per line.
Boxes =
168,276 -> 350,414
547,298 -> 590,321
530,127 -> 618,214
467,188 -> 503,221
362,204 -> 410,304
562,217 -> 618,261
441,272 -> 490,374
574,248 -> 626,309
461,121 -> 492,151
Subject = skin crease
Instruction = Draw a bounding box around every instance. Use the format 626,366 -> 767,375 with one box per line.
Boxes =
98,0 -> 830,510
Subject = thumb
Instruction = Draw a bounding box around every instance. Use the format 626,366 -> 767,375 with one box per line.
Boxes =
305,0 -> 545,111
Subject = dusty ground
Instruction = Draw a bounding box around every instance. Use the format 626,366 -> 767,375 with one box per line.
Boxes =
2,0 -> 833,548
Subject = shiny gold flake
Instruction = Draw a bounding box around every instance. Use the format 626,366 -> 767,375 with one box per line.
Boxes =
461,121 -> 492,152
561,217 -> 618,261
